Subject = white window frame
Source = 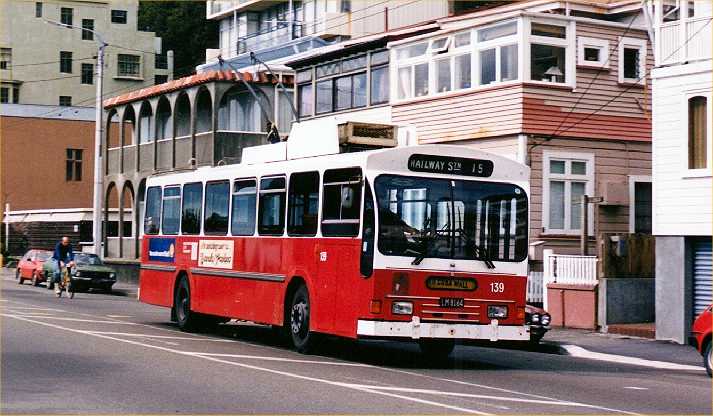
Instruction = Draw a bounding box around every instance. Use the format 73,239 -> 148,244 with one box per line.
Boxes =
628,175 -> 652,233
577,36 -> 609,69
542,151 -> 595,235
682,89 -> 713,177
524,17 -> 576,88
618,37 -> 647,84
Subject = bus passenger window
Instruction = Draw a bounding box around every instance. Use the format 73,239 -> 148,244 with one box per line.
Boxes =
258,176 -> 286,235
231,179 -> 257,236
287,171 -> 319,236
204,181 -> 230,235
144,186 -> 161,235
182,182 -> 203,235
322,167 -> 362,237
161,187 -> 181,235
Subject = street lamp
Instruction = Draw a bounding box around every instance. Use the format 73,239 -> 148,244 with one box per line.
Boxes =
46,19 -> 106,256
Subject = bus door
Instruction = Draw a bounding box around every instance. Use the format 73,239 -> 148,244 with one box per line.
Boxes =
320,167 -> 363,336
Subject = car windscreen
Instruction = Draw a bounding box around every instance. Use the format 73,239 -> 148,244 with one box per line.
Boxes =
374,175 -> 528,263
74,254 -> 103,265
36,252 -> 52,261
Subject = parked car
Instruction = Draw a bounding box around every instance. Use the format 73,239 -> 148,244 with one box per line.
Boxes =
526,305 -> 552,344
690,304 -> 712,377
15,249 -> 53,286
43,253 -> 117,293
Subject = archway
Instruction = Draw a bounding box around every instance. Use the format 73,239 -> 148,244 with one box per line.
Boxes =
195,88 -> 212,134
138,101 -> 153,144
175,92 -> 191,137
156,96 -> 172,140
122,106 -> 136,146
217,85 -> 269,133
120,182 -> 135,258
104,183 -> 119,258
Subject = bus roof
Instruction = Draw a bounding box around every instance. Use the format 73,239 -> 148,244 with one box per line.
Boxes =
146,144 -> 530,190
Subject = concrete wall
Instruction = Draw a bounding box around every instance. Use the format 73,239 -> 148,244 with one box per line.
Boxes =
598,278 -> 655,330
655,236 -> 692,343
0,0 -> 170,107
104,259 -> 140,285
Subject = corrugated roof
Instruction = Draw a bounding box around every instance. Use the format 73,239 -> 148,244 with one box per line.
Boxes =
103,70 -> 293,109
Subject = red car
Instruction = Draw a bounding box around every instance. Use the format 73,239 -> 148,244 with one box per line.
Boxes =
15,249 -> 53,286
690,304 -> 712,377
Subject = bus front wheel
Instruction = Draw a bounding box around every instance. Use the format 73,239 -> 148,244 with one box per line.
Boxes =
174,277 -> 200,332
289,285 -> 315,354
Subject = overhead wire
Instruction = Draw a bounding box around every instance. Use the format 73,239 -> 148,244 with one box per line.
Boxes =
553,17 -> 712,138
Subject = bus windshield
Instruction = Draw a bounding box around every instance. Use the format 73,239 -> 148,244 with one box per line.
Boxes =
374,175 -> 528,263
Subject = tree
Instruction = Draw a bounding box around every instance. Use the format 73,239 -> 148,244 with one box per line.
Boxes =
138,1 -> 218,79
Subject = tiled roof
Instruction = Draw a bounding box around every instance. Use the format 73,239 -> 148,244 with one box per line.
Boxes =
103,70 -> 293,109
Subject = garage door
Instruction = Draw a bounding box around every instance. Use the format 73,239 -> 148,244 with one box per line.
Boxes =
693,239 -> 712,317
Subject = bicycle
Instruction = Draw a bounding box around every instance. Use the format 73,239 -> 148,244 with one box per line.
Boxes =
56,265 -> 74,299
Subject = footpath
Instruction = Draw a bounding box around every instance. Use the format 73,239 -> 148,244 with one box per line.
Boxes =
543,327 -> 704,371
1,266 -> 704,372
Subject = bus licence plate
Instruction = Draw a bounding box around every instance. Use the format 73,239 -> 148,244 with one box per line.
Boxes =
439,298 -> 465,308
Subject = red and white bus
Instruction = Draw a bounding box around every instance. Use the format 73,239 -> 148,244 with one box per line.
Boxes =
139,123 -> 531,356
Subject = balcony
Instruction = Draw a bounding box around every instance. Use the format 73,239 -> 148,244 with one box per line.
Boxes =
207,0 -> 274,19
657,16 -> 712,66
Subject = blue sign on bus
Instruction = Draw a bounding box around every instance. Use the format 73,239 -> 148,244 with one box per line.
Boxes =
148,238 -> 175,263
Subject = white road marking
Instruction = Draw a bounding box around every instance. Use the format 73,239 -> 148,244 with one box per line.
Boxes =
191,352 -> 378,367
86,331 -> 241,342
106,315 -> 133,318
3,314 -> 491,415
4,315 -> 140,325
0,300 -> 642,416
624,387 -> 649,391
562,345 -> 704,372
340,384 -> 632,409
4,306 -> 65,311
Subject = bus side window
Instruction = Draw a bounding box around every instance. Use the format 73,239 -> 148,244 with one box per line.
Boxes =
144,186 -> 162,235
258,176 -> 286,236
231,179 -> 257,236
182,182 -> 203,235
322,167 -> 362,237
161,186 -> 181,235
360,180 -> 375,277
287,171 -> 319,236
204,181 -> 230,235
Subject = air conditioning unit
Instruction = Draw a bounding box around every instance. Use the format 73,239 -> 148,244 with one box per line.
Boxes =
337,122 -> 397,149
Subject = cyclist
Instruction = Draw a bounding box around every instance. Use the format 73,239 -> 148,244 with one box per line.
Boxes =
51,236 -> 75,296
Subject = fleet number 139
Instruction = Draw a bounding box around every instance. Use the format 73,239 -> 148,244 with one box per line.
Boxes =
490,282 -> 505,293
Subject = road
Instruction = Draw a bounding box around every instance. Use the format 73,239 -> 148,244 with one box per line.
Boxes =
2,271 -> 710,415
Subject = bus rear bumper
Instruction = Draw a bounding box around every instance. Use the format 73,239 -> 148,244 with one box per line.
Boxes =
356,317 -> 530,341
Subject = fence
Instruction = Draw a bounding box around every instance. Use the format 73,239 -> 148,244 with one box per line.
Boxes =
527,271 -> 544,304
541,249 -> 598,310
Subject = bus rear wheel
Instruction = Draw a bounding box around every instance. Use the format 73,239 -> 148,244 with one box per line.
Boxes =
174,277 -> 200,332
419,339 -> 455,360
289,285 -> 315,354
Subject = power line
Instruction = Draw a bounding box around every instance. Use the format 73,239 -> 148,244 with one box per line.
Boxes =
554,17 -> 712,138
9,55 -> 97,68
549,13 -> 638,137
18,74 -> 82,83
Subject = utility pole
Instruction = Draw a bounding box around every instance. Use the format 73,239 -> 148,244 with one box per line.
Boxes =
46,19 -> 107,256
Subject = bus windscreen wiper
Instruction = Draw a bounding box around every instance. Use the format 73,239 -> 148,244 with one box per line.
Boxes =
411,217 -> 433,265
472,243 -> 496,269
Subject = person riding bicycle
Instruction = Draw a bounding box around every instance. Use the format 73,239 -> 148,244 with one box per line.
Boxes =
52,236 -> 75,295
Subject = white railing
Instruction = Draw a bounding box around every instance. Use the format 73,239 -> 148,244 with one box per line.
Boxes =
527,271 -> 544,304
542,249 -> 598,310
657,16 -> 712,66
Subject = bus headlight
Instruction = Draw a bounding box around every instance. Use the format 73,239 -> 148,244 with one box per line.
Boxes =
531,313 -> 540,324
392,301 -> 413,315
541,313 -> 551,326
487,305 -> 508,319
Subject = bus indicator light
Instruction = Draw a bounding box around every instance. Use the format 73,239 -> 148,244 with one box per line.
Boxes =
369,300 -> 382,314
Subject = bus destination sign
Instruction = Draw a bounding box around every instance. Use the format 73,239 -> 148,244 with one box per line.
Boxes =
407,154 -> 494,177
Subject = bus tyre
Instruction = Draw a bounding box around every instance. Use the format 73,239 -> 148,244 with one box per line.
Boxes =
704,342 -> 712,377
419,339 -> 455,359
289,285 -> 315,354
174,277 -> 200,332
